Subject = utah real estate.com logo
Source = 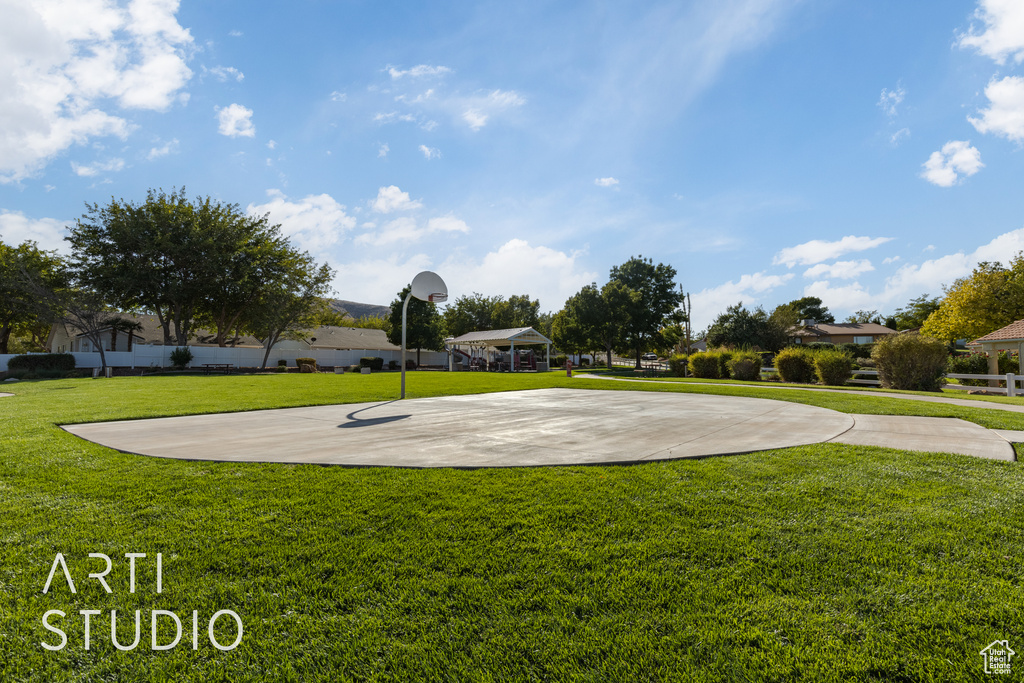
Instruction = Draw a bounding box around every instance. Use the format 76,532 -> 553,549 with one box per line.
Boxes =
980,640 -> 1015,675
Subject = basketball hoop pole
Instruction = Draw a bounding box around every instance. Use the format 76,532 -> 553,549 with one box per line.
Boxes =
400,271 -> 447,400
401,290 -> 412,399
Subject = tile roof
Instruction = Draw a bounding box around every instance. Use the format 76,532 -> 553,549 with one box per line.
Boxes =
973,319 -> 1024,343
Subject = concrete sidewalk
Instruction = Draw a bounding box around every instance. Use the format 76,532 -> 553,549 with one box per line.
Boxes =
63,387 -> 1016,467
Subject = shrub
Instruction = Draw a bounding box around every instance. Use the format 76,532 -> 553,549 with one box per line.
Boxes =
405,359 -> 417,370
389,360 -> 399,370
296,357 -> 317,372
275,365 -> 286,373
667,354 -> 688,377
715,349 -> 733,379
774,347 -> 816,383
6,353 -> 76,373
169,347 -> 193,369
348,365 -> 361,373
726,350 -> 762,381
807,342 -> 835,351
552,355 -> 567,368
277,359 -> 288,368
872,333 -> 948,391
813,349 -> 853,386
359,357 -> 384,371
687,352 -> 720,379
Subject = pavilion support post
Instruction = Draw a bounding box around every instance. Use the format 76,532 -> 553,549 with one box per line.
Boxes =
986,345 -> 999,388
510,341 -> 515,372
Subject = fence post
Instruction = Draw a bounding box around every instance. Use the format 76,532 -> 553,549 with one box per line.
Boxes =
1008,373 -> 1017,398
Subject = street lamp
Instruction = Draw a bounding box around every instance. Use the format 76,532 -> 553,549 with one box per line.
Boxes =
402,271 -> 447,399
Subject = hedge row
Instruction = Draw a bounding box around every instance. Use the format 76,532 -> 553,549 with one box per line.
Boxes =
6,353 -> 76,372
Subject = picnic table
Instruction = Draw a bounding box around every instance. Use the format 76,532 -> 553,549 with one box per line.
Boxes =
201,363 -> 233,375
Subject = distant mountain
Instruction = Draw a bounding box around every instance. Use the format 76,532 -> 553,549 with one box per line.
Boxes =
328,299 -> 390,320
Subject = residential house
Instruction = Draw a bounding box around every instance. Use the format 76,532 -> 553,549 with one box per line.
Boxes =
789,321 -> 897,345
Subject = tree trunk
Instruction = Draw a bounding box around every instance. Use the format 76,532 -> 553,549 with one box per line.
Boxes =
0,325 -> 10,354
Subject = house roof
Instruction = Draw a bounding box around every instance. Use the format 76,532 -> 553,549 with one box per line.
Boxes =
791,323 -> 896,338
55,313 -> 400,350
449,327 -> 553,346
309,326 -> 398,350
972,319 -> 1024,344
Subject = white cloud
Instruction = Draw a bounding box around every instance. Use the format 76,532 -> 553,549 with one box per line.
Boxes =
0,0 -> 193,182
774,235 -> 893,267
877,83 -> 904,117
441,239 -> 597,311
883,256 -> 901,264
426,215 -> 470,234
374,111 -> 417,124
70,157 -> 125,176
958,0 -> 1024,65
808,227 -> 1024,316
354,213 -> 469,248
594,177 -> 619,187
354,216 -> 421,247
419,145 -> 440,160
691,272 -> 794,329
266,139 -> 276,150
968,76 -> 1024,142
920,140 -> 983,187
207,65 -> 243,82
216,103 -> 255,137
331,253 -> 434,304
371,185 -> 423,214
0,210 -> 69,252
890,127 -> 910,146
460,90 -> 525,131
802,280 -> 875,312
802,259 -> 874,280
330,91 -> 346,102
378,143 -> 389,158
247,189 -> 356,255
387,64 -> 452,79
147,138 -> 179,159
228,30 -> 242,37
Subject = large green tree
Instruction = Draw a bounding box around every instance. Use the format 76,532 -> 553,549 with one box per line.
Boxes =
887,295 -> 941,331
608,256 -> 683,368
67,188 -> 316,347
771,296 -> 834,327
0,240 -> 67,354
706,302 -> 787,352
244,263 -> 335,370
387,286 -> 447,366
442,293 -> 540,337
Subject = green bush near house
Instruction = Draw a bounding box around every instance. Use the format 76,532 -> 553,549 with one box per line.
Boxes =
714,349 -> 733,379
6,353 -> 76,373
948,351 -> 1018,386
813,348 -> 854,387
667,354 -> 688,377
296,357 -> 317,372
872,333 -> 948,392
686,352 -> 721,379
726,350 -> 762,381
774,347 -> 816,384
277,359 -> 288,368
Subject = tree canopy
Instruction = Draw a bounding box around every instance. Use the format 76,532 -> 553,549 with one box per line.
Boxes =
388,285 -> 447,365
607,256 -> 683,367
0,240 -> 66,354
442,293 -> 540,338
921,256 -> 1024,342
706,302 -> 787,352
66,188 -> 328,347
887,295 -> 941,331
771,296 -> 834,326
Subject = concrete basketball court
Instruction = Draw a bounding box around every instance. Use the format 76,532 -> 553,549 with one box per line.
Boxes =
62,388 -> 1016,467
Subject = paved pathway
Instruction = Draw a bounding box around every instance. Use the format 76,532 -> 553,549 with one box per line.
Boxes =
63,387 -> 1017,467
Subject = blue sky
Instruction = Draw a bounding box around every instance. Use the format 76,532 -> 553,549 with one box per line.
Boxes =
2,0 -> 1024,329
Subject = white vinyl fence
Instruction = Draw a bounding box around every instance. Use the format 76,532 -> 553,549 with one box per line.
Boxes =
0,345 -> 449,372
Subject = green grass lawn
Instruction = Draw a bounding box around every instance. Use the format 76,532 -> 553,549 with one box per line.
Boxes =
2,373 -> 1023,681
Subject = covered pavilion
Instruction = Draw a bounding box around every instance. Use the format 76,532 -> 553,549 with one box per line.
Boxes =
969,320 -> 1024,384
447,327 -> 553,372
